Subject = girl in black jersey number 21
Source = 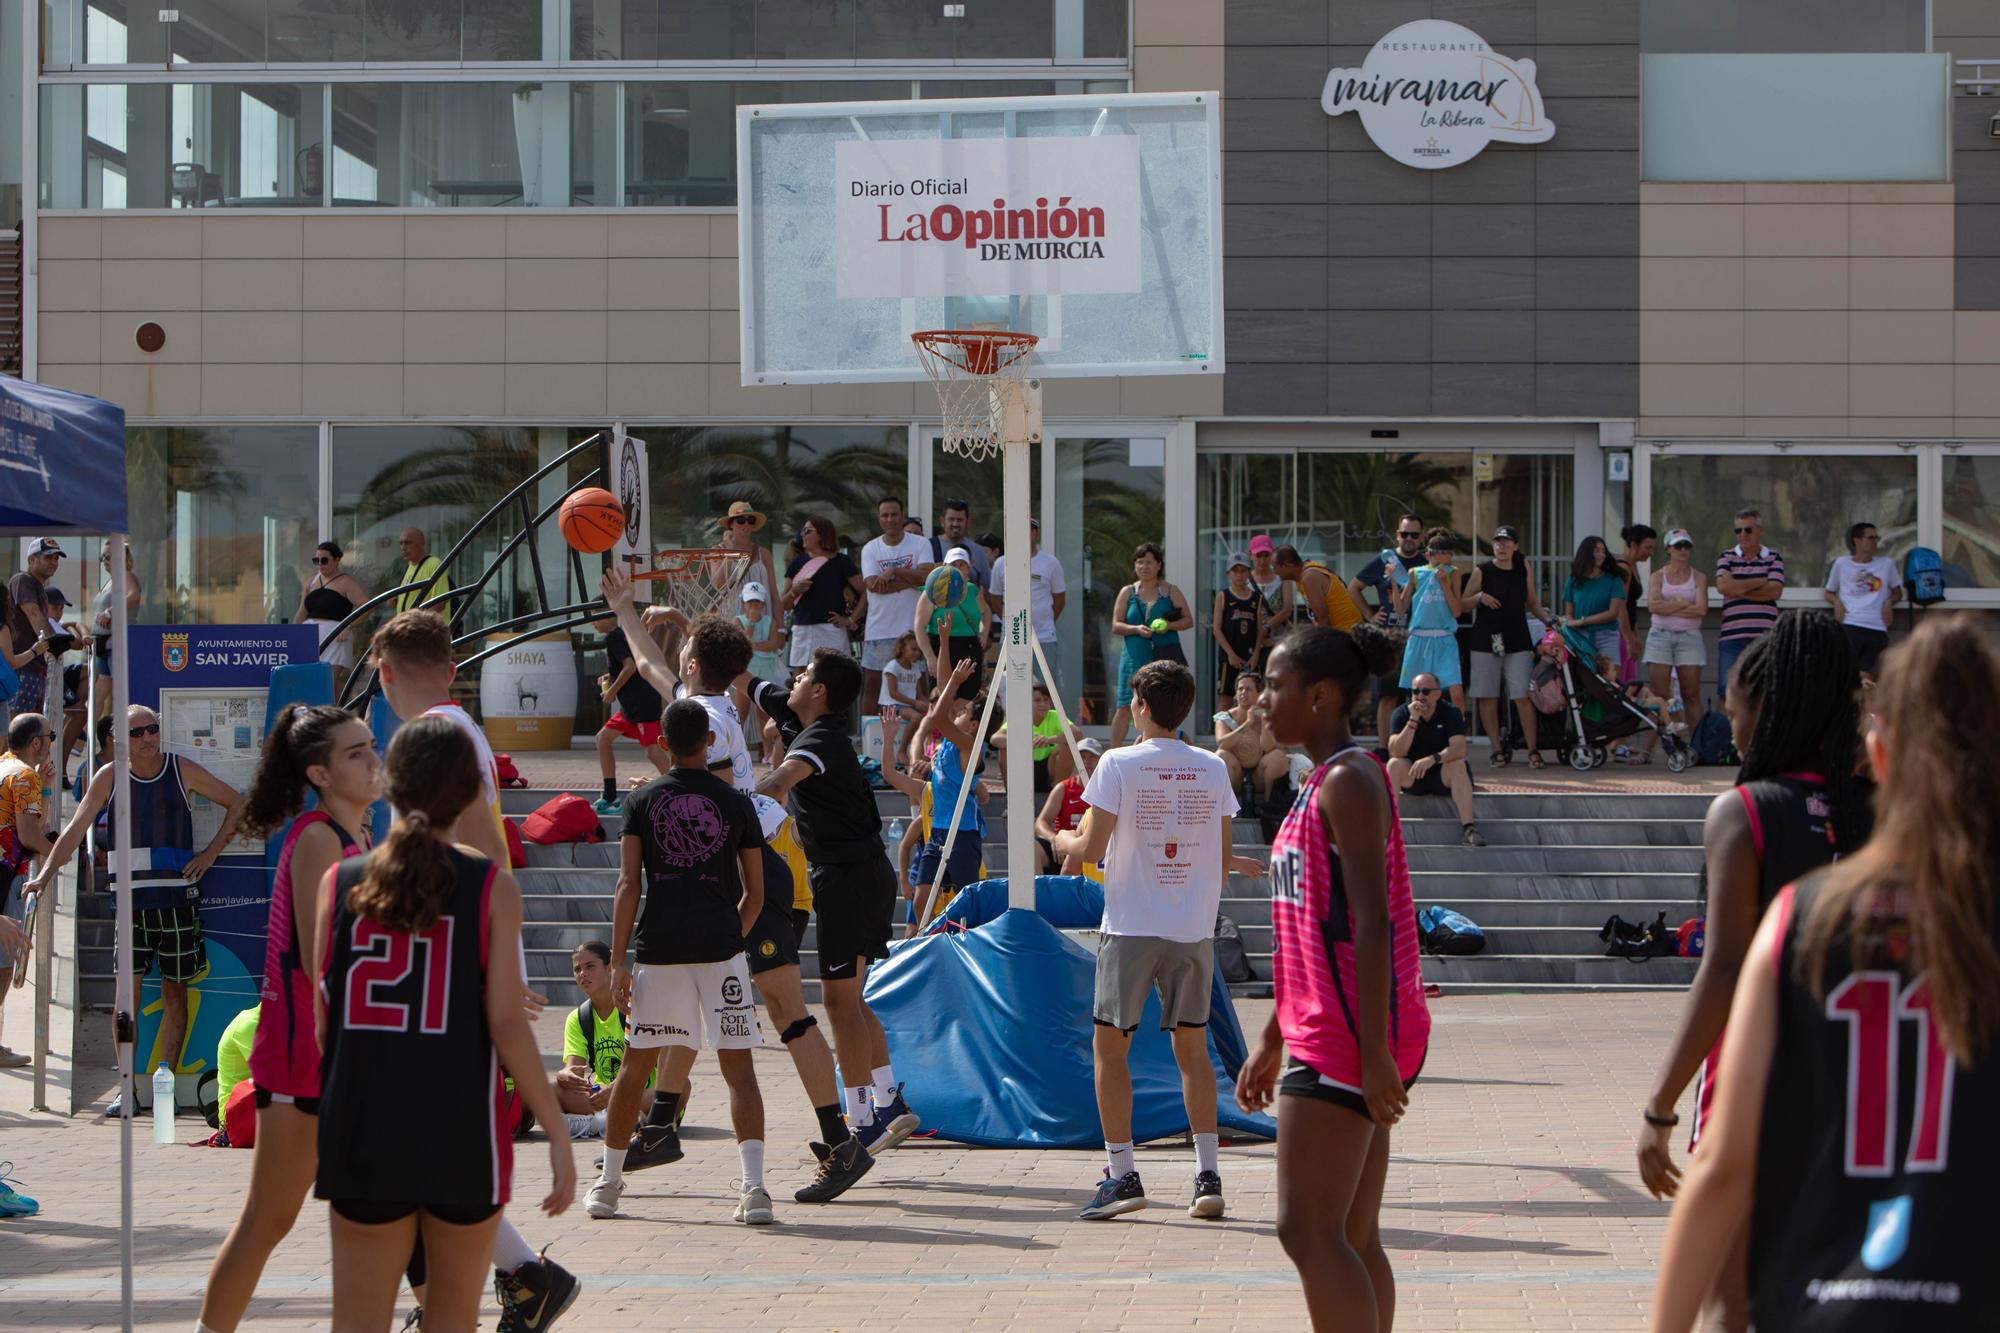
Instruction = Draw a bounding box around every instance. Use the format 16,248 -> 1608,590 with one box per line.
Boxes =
314,715 -> 575,1331
1652,618 -> 2000,1332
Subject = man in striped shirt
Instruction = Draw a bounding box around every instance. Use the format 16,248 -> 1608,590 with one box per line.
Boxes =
1714,507 -> 1784,699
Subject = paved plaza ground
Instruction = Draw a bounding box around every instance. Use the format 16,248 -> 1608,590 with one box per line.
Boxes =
0,990 -> 1688,1330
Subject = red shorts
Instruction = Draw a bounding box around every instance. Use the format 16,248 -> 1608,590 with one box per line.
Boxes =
604,713 -> 661,746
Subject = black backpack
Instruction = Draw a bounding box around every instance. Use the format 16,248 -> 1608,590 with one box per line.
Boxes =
1214,914 -> 1255,983
1601,911 -> 1676,961
1689,710 -> 1734,768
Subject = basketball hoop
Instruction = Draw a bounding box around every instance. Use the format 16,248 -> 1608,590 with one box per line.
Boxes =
913,329 -> 1039,464
625,547 -> 750,620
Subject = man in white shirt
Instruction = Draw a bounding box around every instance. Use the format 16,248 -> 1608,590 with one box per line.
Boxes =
1823,521 -> 1905,676
1054,659 -> 1254,1225
987,518 -> 1067,692
858,496 -> 935,721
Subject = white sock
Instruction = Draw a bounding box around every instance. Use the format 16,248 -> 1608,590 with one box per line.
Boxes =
491,1217 -> 536,1274
846,1085 -> 876,1128
739,1139 -> 765,1192
197,1324 -> 224,1333
870,1064 -> 898,1108
1194,1133 -> 1219,1174
1106,1141 -> 1135,1178
601,1145 -> 628,1187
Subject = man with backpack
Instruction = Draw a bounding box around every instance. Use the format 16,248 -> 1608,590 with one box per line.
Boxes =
1823,521 -> 1905,676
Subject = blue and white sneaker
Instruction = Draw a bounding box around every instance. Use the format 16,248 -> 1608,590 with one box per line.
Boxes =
865,1087 -> 920,1153
0,1161 -> 40,1217
1078,1169 -> 1146,1221
591,797 -> 623,816
849,1112 -> 886,1155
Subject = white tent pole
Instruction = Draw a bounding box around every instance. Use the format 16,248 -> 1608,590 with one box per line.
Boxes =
109,532 -> 134,1331
1001,380 -> 1042,913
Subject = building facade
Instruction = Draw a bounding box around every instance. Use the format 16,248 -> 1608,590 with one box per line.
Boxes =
11,0 -> 2000,725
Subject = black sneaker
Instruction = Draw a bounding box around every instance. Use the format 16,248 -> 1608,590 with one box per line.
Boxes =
1460,824 -> 1487,848
793,1137 -> 874,1203
1188,1170 -> 1224,1219
494,1249 -> 581,1333
1078,1170 -> 1146,1220
625,1123 -> 684,1171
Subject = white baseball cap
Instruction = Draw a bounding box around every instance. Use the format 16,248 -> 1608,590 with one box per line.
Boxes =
943,546 -> 972,565
739,581 -> 769,603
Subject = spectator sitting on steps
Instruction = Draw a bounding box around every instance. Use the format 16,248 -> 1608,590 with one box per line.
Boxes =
1212,672 -> 1288,805
1387,673 -> 1485,847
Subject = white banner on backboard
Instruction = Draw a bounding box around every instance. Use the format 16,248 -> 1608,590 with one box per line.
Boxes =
609,432 -> 650,603
834,137 -> 1143,300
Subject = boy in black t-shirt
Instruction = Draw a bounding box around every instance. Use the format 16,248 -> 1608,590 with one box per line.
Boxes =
589,699 -> 774,1225
593,614 -> 670,813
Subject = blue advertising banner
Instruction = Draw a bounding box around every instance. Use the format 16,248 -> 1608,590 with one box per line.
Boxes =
122,625 -> 317,1087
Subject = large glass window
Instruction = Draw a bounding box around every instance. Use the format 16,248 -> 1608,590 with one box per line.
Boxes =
126,426 -> 320,626
333,83 -> 561,207
1642,0 -> 1927,53
571,0 -> 1126,61
1943,455 -> 2000,591
55,0 -> 544,63
620,82 -> 909,206
1647,452 -> 1919,589
43,82 -> 327,208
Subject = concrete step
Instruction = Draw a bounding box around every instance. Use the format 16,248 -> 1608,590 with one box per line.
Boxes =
1398,817 -> 1704,847
1400,792 -> 1716,820
1413,953 -> 1697,985
1403,845 -> 1704,873
1411,897 -> 1699,928
1406,871 -> 1702,901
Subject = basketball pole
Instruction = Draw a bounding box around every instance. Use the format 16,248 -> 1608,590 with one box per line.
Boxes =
1000,378 -> 1042,913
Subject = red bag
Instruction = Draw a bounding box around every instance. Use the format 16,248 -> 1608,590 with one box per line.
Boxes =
503,816 -> 528,869
520,793 -> 603,845
494,753 -> 529,789
223,1080 -> 257,1148
1676,917 -> 1706,958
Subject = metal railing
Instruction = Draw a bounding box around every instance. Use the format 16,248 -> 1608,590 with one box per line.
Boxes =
1956,57 -> 2000,95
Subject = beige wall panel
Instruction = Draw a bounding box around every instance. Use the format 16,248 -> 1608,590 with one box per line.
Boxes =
1848,258 -> 1954,310
1744,310 -> 1847,363
302,216 -> 406,259
707,215 -> 737,259
507,215 -> 609,258
404,311 -> 506,363
403,259 -> 507,312
202,259 -> 304,311
709,258 -> 740,312
604,258 -> 708,311
1846,418 -> 1954,438
1641,183 -> 1745,205
1848,310 -> 1954,365
608,311 -> 709,363
1134,45 -> 1224,95
38,312 -> 99,363
1742,417 -> 1852,438
201,311 -> 303,363
1641,310 -> 1744,364
101,362 -> 200,416
1743,363 -> 1848,416
1847,183 -> 1955,205
305,311 -> 406,364
1743,184 -> 1847,204
1639,257 -> 1744,310
1640,205 -> 1742,258
503,364 -> 608,416
607,214 -> 710,258
706,311 -> 740,364
1849,204 -> 1953,257
1041,376 -> 1124,416
101,259 -> 201,311
98,313 -> 200,363
304,364 -> 406,417
1955,419 -> 2000,435
1848,363 -> 1953,417
201,363 -> 303,415
37,260 -> 101,312
1641,363 -> 1745,416
505,310 -> 611,364
606,363 -> 709,417
855,380 -> 919,416
202,216 -> 304,260
37,363 -> 100,396
1121,373 -> 1224,417
1135,0 -> 1224,46
404,216 -> 507,259
1637,416 -> 1746,436
1933,0 -> 2000,40
38,218 -> 101,260
1743,203 -> 1847,258
99,216 -> 201,259
302,257 -> 406,311
404,364 -> 508,416
506,258 -> 610,310
1743,257 -> 1847,310
1955,312 -> 2000,361
1955,371 -> 2000,418
708,366 -> 811,416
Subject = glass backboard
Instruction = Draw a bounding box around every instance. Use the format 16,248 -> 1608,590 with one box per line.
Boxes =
736,90 -> 1223,385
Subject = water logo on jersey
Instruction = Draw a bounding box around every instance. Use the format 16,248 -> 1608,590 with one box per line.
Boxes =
1861,1195 -> 1912,1272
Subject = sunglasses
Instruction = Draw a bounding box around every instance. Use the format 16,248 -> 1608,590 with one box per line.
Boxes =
1670,542 -> 1693,550
129,723 -> 161,738
1410,687 -> 1438,696
1733,526 -> 1756,534
731,516 -> 757,526
313,555 -> 333,564
1397,530 -> 1423,539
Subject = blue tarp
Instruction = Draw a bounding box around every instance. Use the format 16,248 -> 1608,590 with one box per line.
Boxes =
863,875 -> 1276,1147
0,376 -> 127,535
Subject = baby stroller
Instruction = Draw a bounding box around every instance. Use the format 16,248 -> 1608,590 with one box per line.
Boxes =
1533,629 -> 1690,772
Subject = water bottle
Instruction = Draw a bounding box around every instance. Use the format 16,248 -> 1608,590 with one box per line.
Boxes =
151,1064 -> 175,1145
1379,548 -> 1408,588
883,816 -> 904,852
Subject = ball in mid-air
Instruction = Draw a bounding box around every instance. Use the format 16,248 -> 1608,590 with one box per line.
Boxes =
559,487 -> 625,554
926,564 -> 968,609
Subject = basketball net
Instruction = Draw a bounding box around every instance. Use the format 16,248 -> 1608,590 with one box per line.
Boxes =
913,330 -> 1038,464
626,548 -> 750,620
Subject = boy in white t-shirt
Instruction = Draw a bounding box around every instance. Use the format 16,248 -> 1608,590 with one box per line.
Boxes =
1823,521 -> 1906,676
1054,659 -> 1261,1225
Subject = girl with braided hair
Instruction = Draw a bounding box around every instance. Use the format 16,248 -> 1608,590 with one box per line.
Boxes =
1635,611 -> 1867,1331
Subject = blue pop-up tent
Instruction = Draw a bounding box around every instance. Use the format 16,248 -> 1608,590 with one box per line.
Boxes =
0,376 -> 138,1323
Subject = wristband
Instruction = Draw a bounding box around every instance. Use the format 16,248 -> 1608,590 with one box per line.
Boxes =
1643,1108 -> 1679,1128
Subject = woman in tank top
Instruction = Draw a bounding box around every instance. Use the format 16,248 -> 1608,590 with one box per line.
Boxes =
315,715 -> 573,1330
1109,542 -> 1193,747
1237,623 -> 1429,1331
1210,552 -> 1266,703
199,704 -> 378,1333
1642,529 -> 1710,740
1653,617 -> 2000,1331
293,541 -> 367,681
1637,612 -> 1865,1331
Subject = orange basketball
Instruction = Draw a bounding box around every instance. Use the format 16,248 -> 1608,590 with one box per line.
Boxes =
560,487 -> 625,554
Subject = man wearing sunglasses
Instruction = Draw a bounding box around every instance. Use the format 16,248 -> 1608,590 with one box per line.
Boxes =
1714,508 -> 1784,701
1387,675 -> 1484,846
29,705 -> 246,1105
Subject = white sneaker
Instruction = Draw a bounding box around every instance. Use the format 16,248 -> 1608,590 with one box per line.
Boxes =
564,1113 -> 604,1140
585,1176 -> 623,1219
733,1185 -> 774,1225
